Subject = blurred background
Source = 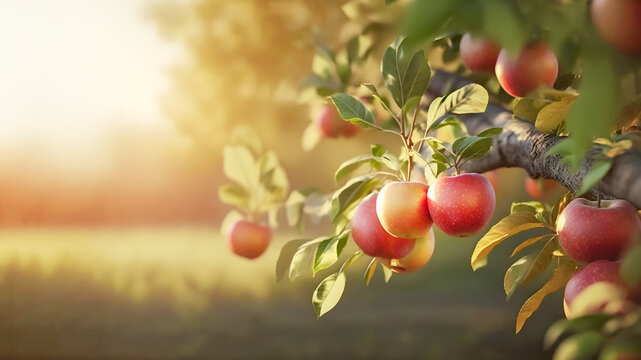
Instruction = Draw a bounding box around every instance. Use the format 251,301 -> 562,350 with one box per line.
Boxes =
0,0 -> 566,359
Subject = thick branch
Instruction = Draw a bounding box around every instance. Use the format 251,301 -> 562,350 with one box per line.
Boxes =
427,70 -> 641,209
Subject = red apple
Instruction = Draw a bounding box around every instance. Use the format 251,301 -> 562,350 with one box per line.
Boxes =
227,220 -> 271,259
495,42 -> 559,98
566,281 -> 636,319
564,260 -> 628,308
381,229 -> 435,273
351,193 -> 416,259
459,33 -> 501,73
557,198 -> 641,263
525,177 -> 558,200
376,181 -> 432,238
591,0 -> 641,56
315,104 -> 361,138
427,173 -> 496,237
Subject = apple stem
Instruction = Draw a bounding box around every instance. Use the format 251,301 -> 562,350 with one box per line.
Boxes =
597,192 -> 602,208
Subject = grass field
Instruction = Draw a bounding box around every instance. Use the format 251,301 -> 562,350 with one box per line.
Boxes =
0,227 -> 563,359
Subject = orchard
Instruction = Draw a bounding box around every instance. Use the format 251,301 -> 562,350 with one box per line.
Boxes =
217,0 -> 641,358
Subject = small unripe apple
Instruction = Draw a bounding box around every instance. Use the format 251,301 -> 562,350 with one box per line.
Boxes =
376,181 -> 432,238
459,33 -> 501,73
351,193 -> 416,259
427,173 -> 496,237
557,198 -> 641,263
524,177 -> 558,200
381,229 -> 435,273
495,42 -> 559,98
227,220 -> 272,259
591,0 -> 641,56
315,104 -> 361,138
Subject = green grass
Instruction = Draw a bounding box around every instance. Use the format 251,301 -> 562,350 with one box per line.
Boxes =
0,227 -> 563,359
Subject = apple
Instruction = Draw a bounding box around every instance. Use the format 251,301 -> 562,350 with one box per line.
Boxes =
351,193 -> 416,259
484,170 -> 498,192
459,33 -> 501,73
564,260 -> 628,309
566,281 -> 637,319
591,0 -> 641,56
315,104 -> 361,138
495,41 -> 559,98
524,177 -> 558,200
557,198 -> 641,263
381,229 -> 435,273
376,181 -> 432,238
227,220 -> 272,259
427,173 -> 496,237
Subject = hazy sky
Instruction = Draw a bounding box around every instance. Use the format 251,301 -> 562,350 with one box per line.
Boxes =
0,0 -> 181,166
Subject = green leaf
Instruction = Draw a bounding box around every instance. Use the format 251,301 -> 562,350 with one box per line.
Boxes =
544,314 -> 613,349
552,332 -> 604,360
403,0 -> 459,45
218,183 -> 250,210
621,244 -> 641,286
371,144 -> 386,157
330,176 -> 380,225
285,187 -> 318,231
330,93 -> 378,129
511,234 -> 557,258
452,136 -> 493,161
335,155 -> 382,182
289,237 -> 327,281
257,151 -> 289,205
535,98 -> 574,134
312,272 -> 347,318
516,261 -> 576,334
381,37 -> 431,109
549,192 -> 573,227
426,84 -> 489,131
276,239 -> 310,282
471,212 -> 548,271
313,232 -> 349,275
223,146 -> 258,190
511,201 -> 545,216
362,83 -> 394,114
477,127 -> 503,137
561,41 -> 620,170
513,97 -> 550,122
575,159 -> 612,197
504,239 -> 557,300
481,0 -> 527,55
364,258 -> 378,286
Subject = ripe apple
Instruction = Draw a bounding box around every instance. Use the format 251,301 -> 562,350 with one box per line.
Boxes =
351,193 -> 416,259
459,33 -> 501,73
376,181 -> 432,238
427,173 -> 496,237
495,42 -> 559,98
591,0 -> 641,56
524,177 -> 558,200
227,220 -> 272,259
315,104 -> 361,138
564,260 -> 628,309
557,198 -> 641,263
381,229 -> 435,273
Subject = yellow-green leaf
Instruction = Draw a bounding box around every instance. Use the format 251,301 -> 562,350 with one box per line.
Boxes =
364,258 -> 378,286
471,212 -> 547,271
312,272 -> 347,318
504,239 -> 557,300
511,234 -> 557,258
516,261 -> 576,333
535,97 -> 574,134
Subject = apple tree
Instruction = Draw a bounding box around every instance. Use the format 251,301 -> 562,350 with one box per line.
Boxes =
216,0 -> 641,358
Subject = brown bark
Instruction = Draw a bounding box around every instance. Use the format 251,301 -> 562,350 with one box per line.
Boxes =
426,70 -> 641,208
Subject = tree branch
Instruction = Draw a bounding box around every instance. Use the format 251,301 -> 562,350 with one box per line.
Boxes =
426,70 -> 641,209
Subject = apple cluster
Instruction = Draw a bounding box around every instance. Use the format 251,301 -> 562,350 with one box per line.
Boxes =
558,198 -> 641,318
351,173 -> 496,273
